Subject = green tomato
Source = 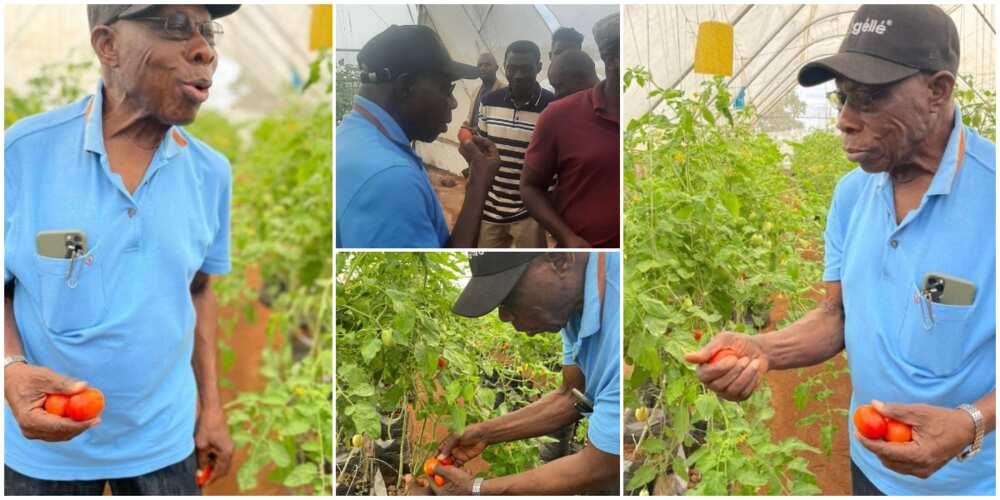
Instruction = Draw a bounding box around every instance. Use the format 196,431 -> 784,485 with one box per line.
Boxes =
381,329 -> 393,346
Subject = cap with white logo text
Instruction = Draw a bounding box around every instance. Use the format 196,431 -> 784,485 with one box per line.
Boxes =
798,4 -> 959,87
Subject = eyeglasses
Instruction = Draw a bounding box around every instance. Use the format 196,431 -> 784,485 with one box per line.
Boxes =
126,12 -> 223,46
826,77 -> 910,113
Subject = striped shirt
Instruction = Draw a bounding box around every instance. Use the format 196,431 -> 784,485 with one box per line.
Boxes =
478,85 -> 555,223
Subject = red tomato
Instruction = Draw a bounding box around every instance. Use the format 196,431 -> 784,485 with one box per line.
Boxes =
708,348 -> 738,364
440,456 -> 454,466
885,418 -> 913,443
458,128 -> 475,144
437,358 -> 446,369
43,394 -> 70,417
65,388 -> 104,422
423,458 -> 439,477
853,405 -> 888,440
196,464 -> 213,486
434,475 -> 446,487
693,329 -> 703,341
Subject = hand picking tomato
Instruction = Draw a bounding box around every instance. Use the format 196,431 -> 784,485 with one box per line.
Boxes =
43,394 -> 71,417
707,348 -> 738,365
434,475 -> 446,486
853,405 -> 888,440
64,388 -> 105,421
885,418 -> 913,443
458,127 -> 475,144
195,464 -> 213,486
423,458 -> 439,476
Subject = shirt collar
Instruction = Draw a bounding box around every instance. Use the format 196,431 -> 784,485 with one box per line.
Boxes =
573,252 -> 603,339
924,106 -> 966,197
504,82 -> 542,108
590,80 -> 618,124
352,94 -> 411,147
83,80 -> 188,162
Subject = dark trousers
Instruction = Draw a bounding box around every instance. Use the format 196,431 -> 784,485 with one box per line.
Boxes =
4,452 -> 200,496
851,460 -> 887,496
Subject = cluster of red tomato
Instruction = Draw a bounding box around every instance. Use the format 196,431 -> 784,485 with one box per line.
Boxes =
854,405 -> 912,442
422,456 -> 454,487
43,388 -> 104,421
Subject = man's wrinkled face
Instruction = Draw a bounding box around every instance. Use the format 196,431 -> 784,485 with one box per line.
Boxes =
113,5 -> 218,125
834,74 -> 935,173
399,71 -> 457,142
599,42 -> 619,86
495,259 -> 579,335
504,51 -> 542,97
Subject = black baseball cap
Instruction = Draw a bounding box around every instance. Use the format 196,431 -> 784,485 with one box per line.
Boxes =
452,252 -> 544,318
798,4 -> 959,87
358,24 -> 479,84
88,4 -> 240,29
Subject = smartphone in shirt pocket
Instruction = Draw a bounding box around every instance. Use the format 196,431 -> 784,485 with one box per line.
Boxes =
34,229 -> 107,333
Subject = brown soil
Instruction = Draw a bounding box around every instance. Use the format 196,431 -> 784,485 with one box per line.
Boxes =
764,292 -> 852,496
427,165 -> 466,231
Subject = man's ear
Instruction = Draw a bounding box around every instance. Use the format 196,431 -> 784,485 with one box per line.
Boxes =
90,26 -> 119,69
547,252 -> 577,276
392,74 -> 415,100
926,71 -> 956,110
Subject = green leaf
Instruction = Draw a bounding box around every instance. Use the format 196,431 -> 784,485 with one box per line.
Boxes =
626,463 -> 658,491
283,463 -> 317,487
268,441 -> 292,467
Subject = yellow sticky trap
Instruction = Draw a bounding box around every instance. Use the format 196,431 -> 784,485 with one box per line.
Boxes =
309,4 -> 333,50
694,21 -> 733,76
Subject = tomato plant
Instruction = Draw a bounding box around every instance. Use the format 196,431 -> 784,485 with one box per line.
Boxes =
623,70 -> 825,495
336,252 -> 565,495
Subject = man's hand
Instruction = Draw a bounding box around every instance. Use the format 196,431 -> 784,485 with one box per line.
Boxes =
436,423 -> 489,465
429,464 -> 474,496
459,136 -> 501,188
194,405 -> 234,485
403,474 -> 434,495
684,331 -> 769,401
3,363 -> 97,441
856,400 -> 977,479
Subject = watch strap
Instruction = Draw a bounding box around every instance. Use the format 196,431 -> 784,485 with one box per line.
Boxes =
957,403 -> 984,462
472,477 -> 484,495
4,355 -> 27,369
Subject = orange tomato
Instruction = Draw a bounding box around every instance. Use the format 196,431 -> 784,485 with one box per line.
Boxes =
458,128 -> 474,144
65,388 -> 104,422
434,475 -> 446,487
708,348 -> 738,364
43,394 -> 70,417
853,405 -> 888,440
885,418 -> 913,443
423,458 -> 439,477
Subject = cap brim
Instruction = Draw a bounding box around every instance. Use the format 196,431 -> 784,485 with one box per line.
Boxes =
207,5 -> 240,19
798,52 -> 920,87
451,262 -> 532,318
445,61 -> 481,81
119,5 -> 240,21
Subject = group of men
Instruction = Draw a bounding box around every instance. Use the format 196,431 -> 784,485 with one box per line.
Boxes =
336,13 -> 620,249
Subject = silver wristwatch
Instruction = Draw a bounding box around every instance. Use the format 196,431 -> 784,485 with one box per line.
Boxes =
4,355 -> 27,369
472,477 -> 484,496
957,403 -> 984,462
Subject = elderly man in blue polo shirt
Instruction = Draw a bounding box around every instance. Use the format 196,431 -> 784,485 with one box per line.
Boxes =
4,4 -> 237,495
686,5 -> 995,496
337,25 -> 504,248
404,252 -> 620,495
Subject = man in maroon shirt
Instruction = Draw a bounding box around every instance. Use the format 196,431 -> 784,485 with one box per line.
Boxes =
520,13 -> 620,248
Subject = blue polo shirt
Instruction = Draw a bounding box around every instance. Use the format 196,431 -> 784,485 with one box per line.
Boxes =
561,251 -> 621,455
4,82 -> 232,480
336,96 -> 450,248
824,108 -> 995,495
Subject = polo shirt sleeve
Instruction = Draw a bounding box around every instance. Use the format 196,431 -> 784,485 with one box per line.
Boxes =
200,164 -> 232,275
561,329 -> 576,365
589,385 -> 621,455
823,178 -> 849,282
524,107 -> 558,174
4,156 -> 17,284
340,166 -> 446,248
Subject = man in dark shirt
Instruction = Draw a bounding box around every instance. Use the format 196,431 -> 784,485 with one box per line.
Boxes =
476,41 -> 555,248
521,13 -> 620,248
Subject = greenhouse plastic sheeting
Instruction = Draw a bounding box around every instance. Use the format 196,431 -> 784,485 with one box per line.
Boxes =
624,4 -> 996,124
336,4 -> 618,174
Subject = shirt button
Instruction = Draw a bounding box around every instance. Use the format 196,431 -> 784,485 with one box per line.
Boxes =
890,239 -> 898,248
128,207 -> 137,218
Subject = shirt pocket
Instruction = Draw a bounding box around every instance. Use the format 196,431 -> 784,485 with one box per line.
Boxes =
897,292 -> 972,377
34,247 -> 107,334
